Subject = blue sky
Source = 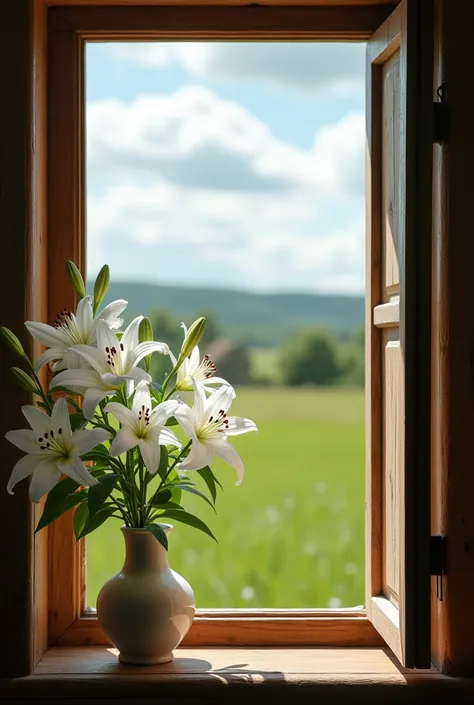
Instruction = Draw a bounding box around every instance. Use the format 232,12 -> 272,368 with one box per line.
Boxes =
86,42 -> 365,294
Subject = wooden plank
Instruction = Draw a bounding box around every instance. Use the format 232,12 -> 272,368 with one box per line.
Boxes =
45,0 -> 400,6
49,5 -> 395,40
433,0 -> 474,677
382,330 -> 403,608
47,17 -> 87,645
369,597 -> 402,663
56,615 -> 384,647
381,51 -> 401,301
0,0 -> 49,677
373,299 -> 400,327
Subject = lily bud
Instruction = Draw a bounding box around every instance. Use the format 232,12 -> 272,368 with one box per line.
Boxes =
66,260 -> 86,299
10,367 -> 38,393
93,264 -> 110,314
139,317 -> 154,373
178,317 -> 206,364
0,326 -> 27,360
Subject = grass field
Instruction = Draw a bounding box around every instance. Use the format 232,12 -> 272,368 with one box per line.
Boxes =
86,387 -> 365,609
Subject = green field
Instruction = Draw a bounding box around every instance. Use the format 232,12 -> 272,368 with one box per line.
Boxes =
86,387 -> 365,609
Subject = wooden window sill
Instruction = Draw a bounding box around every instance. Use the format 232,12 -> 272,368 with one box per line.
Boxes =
1,647 -> 473,703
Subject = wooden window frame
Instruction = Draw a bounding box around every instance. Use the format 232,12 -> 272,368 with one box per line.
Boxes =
3,0 -> 474,680
46,0 -> 395,651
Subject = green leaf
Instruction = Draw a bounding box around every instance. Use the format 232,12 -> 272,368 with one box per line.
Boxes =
88,474 -> 119,517
151,501 -> 183,511
197,466 -> 222,504
35,474 -> 86,533
150,488 -> 172,507
165,416 -> 179,427
78,506 -> 116,540
145,524 -> 168,551
69,412 -> 87,432
157,446 -> 168,480
179,484 -> 216,512
73,502 -> 89,540
158,509 -> 217,542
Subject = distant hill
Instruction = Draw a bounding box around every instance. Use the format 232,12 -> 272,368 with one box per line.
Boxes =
95,281 -> 364,348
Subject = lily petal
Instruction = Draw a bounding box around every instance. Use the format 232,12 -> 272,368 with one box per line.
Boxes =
210,439 -> 245,486
130,341 -> 170,368
158,427 -> 181,449
224,416 -> 258,437
109,428 -> 138,457
191,378 -> 207,420
5,429 -> 41,454
72,428 -> 111,455
75,296 -> 94,339
206,383 -> 235,417
29,458 -> 62,502
58,454 -> 99,488
102,367 -> 151,388
83,388 -> 111,420
21,405 -> 52,435
138,438 -> 161,475
7,453 -> 42,495
148,399 -> 181,427
50,368 -> 104,391
131,381 -> 152,416
98,299 -> 128,329
103,402 -> 135,427
35,347 -> 66,372
70,344 -> 109,375
178,440 -> 214,473
121,316 -> 143,354
174,404 -> 197,440
25,321 -> 69,348
51,398 -> 73,445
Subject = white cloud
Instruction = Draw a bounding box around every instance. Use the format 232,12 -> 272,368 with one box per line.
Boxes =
86,86 -> 365,293
108,42 -> 365,95
87,86 -> 364,198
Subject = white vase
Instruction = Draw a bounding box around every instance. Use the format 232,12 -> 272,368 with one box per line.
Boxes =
96,525 -> 195,665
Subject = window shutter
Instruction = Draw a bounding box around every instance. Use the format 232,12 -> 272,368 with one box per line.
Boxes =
365,0 -> 433,668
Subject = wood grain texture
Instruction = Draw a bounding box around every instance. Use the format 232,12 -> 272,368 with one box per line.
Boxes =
433,0 -> 474,677
373,299 -> 400,327
5,646 -> 474,704
44,0 -> 400,5
365,0 -> 433,668
382,330 -> 403,607
49,4 -> 394,40
369,597 -> 402,662
56,615 -> 384,647
47,17 -> 87,645
0,0 -> 49,677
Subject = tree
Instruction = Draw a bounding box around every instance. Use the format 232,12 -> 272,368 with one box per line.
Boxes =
339,325 -> 365,387
279,328 -> 341,386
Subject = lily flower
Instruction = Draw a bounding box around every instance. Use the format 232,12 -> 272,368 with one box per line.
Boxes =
105,382 -> 181,475
50,318 -> 169,420
174,380 -> 257,485
171,323 -> 230,394
5,398 -> 110,503
26,295 -> 128,371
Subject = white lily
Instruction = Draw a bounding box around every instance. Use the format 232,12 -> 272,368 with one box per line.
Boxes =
171,323 -> 230,394
174,380 -> 257,485
26,295 -> 128,371
50,318 -> 170,420
5,398 -> 110,503
105,382 -> 181,475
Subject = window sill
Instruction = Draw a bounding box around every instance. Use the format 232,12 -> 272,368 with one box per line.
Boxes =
1,647 -> 473,702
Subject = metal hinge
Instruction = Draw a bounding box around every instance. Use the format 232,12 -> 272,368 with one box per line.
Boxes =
430,534 -> 447,601
433,82 -> 448,144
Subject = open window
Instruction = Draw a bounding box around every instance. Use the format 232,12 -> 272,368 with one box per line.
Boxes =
1,0 -> 438,677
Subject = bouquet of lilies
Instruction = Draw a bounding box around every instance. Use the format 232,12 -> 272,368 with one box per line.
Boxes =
1,262 -> 256,549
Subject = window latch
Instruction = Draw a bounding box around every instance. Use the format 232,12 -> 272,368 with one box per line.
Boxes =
433,81 -> 448,144
430,534 -> 447,601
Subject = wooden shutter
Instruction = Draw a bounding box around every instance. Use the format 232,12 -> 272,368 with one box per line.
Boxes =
366,0 -> 433,668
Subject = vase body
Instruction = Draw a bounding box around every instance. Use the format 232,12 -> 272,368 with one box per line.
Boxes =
96,526 -> 195,665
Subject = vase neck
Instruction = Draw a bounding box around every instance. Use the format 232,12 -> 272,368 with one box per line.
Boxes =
121,528 -> 170,572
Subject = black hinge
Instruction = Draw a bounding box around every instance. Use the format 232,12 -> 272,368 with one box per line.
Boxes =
430,534 -> 447,601
433,81 -> 448,144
